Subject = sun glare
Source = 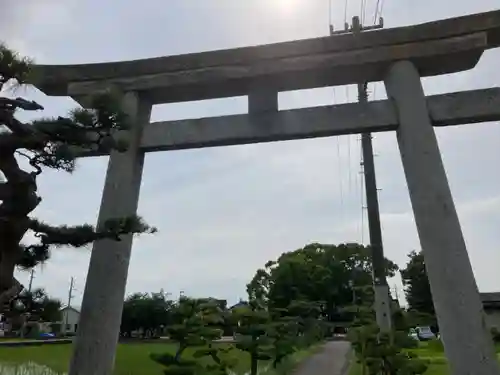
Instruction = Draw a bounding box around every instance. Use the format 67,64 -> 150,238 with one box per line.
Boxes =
270,0 -> 301,14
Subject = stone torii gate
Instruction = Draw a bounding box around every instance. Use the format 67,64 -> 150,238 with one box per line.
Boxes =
32,9 -> 500,375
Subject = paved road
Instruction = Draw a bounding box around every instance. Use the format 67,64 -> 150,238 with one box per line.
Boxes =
294,341 -> 352,375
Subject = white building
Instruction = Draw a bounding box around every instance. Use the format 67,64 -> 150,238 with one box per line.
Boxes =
60,306 -> 80,334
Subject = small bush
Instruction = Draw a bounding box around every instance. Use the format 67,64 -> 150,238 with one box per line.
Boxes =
491,327 -> 500,343
393,331 -> 418,349
25,323 -> 40,339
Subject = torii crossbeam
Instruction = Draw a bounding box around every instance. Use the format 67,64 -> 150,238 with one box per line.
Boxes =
31,9 -> 500,375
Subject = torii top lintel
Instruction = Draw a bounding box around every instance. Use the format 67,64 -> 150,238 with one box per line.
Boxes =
31,10 -> 500,104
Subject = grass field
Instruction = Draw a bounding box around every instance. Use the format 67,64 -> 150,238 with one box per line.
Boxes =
348,342 -> 500,375
0,342 -> 320,375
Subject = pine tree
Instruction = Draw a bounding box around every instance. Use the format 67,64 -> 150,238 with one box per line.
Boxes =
400,250 -> 435,316
0,43 -> 155,311
150,297 -> 235,375
232,300 -> 273,375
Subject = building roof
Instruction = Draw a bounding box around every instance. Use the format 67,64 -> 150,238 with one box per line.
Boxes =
480,293 -> 500,303
229,301 -> 249,310
60,306 -> 80,314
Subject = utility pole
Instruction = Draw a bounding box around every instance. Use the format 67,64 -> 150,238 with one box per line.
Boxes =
354,16 -> 392,333
19,269 -> 36,339
330,16 -> 392,332
28,269 -> 35,293
63,277 -> 75,336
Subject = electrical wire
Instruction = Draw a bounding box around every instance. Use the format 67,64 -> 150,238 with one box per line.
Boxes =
334,86 -> 344,222
379,0 -> 386,20
344,0 -> 349,25
374,0 -> 381,23
361,0 -> 367,25
346,87 -> 352,193
337,137 -> 344,220
372,0 -> 385,99
329,0 -> 348,225
362,0 -> 369,25
329,0 -> 333,29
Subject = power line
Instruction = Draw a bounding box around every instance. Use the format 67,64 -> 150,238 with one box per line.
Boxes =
344,0 -> 349,24
345,87 -> 353,193
374,0 -> 382,22
336,135 -> 344,220
360,0 -> 367,24
63,277 -> 75,335
379,0 -> 386,20
371,0 -> 386,99
329,19 -> 345,223
359,137 -> 365,243
329,0 -> 333,29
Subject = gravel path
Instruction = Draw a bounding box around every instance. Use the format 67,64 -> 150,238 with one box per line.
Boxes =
294,341 -> 352,375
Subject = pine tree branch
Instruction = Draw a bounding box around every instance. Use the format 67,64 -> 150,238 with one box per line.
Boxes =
16,216 -> 157,269
28,216 -> 156,248
0,278 -> 23,308
0,43 -> 156,311
0,132 -> 46,152
0,43 -> 32,89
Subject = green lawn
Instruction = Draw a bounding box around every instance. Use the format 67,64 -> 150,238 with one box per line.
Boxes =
348,342 -> 500,375
0,342 -> 320,375
0,343 -> 248,375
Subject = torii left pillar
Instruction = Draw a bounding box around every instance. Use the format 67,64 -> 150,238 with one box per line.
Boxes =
69,91 -> 152,375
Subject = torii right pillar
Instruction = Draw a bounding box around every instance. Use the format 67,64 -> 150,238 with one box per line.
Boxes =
384,60 -> 499,375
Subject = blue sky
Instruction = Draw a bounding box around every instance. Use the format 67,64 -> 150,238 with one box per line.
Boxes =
2,0 -> 500,307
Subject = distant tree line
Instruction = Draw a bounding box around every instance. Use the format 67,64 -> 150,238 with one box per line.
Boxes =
119,243 -> 400,339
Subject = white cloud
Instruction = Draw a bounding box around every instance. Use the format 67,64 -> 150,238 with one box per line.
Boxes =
7,0 -> 500,309
0,0 -> 79,59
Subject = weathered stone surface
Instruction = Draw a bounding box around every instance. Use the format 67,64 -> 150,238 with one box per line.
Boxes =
29,9 -> 500,103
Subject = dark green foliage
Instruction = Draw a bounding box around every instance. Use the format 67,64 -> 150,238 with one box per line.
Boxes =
150,352 -> 198,375
247,243 -> 398,324
392,331 -> 418,350
347,284 -> 427,375
232,298 -> 325,374
400,251 -> 435,316
265,315 -> 300,368
24,321 -> 41,338
150,297 -> 235,375
280,300 -> 323,347
391,309 -> 410,332
6,288 -> 62,323
349,326 -> 428,375
0,44 -> 32,86
491,327 -> 500,343
232,301 -> 273,375
0,43 -> 155,311
404,310 -> 437,333
193,345 -> 237,375
120,290 -> 173,338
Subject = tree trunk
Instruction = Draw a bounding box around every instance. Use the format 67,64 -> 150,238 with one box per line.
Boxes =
0,217 -> 29,312
250,355 -> 258,375
0,246 -> 22,312
0,250 -> 17,293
